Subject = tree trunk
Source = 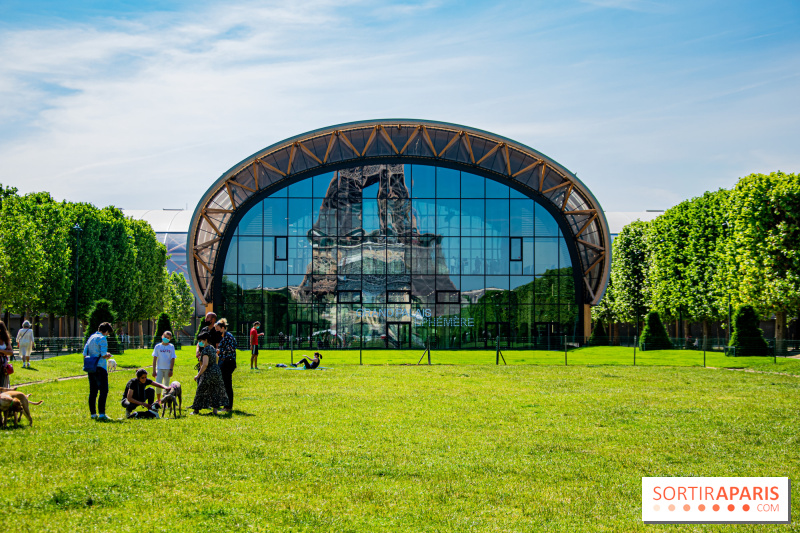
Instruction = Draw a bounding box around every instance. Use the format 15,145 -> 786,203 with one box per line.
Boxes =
776,311 -> 786,355
702,320 -> 711,350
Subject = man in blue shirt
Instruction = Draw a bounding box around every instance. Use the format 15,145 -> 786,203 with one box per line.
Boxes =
84,322 -> 114,421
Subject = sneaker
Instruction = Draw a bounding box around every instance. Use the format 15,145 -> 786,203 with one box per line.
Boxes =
97,414 -> 109,421
90,414 -> 98,419
291,363 -> 298,367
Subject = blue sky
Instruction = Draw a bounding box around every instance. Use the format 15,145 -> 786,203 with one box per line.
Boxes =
1,0 -> 798,212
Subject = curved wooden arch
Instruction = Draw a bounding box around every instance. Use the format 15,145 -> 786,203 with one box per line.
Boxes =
187,119 -> 610,306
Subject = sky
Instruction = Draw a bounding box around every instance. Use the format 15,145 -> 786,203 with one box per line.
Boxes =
0,0 -> 798,212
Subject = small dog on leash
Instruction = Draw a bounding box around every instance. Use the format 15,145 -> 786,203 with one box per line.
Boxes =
160,381 -> 182,418
107,359 -> 117,372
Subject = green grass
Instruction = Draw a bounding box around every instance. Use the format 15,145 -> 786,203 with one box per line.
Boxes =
3,348 -> 799,531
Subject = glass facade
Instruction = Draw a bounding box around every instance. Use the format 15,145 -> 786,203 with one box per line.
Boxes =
218,164 -> 579,348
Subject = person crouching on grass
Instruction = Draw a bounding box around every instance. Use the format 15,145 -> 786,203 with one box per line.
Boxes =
122,368 -> 170,419
250,321 -> 264,370
152,331 -> 177,403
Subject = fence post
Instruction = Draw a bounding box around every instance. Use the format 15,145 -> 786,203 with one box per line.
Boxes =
564,335 -> 567,366
428,338 -> 431,365
633,335 -> 637,366
290,335 -> 294,365
359,340 -> 362,365
703,335 -> 706,368
496,336 -> 500,365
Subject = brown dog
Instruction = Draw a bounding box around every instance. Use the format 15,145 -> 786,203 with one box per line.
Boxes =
2,398 -> 23,426
2,390 -> 43,426
160,381 -> 182,418
0,393 -> 14,427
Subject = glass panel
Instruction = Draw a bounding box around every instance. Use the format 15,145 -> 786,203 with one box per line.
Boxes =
362,188 -> 383,236
238,236 -> 262,275
223,237 -> 238,274
486,237 -> 509,275
288,237 -> 311,275
263,237 -> 275,274
486,179 -> 509,198
412,164 -> 435,198
461,237 -> 484,275
510,199 -> 534,237
362,244 -> 386,275
288,179 -> 312,198
559,237 -> 572,270
436,167 -> 460,198
535,238 -> 559,275
411,199 -> 436,235
510,237 -> 522,261
460,276 -> 484,294
460,199 -> 484,237
486,199 -> 509,236
461,172 -> 484,199
288,198 -> 313,236
485,276 -> 509,291
238,203 -> 263,236
535,202 -> 559,237
436,199 -> 460,236
314,172 -> 336,198
263,197 -> 288,236
438,237 -> 460,276
275,237 -> 287,261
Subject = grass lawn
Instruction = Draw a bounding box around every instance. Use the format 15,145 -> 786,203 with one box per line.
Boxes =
2,348 -> 799,532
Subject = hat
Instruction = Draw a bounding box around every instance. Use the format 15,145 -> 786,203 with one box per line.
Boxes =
22,320 -> 31,328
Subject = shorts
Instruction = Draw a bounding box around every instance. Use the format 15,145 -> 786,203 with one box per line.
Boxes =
251,345 -> 259,356
155,368 -> 171,387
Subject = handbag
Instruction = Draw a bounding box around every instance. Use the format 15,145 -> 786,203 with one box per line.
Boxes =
4,362 -> 13,375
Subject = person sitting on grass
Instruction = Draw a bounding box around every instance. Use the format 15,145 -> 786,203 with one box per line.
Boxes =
292,352 -> 322,370
122,368 -> 170,419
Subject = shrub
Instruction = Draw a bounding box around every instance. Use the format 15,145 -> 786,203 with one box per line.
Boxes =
82,299 -> 121,355
639,311 -> 672,350
729,305 -> 769,356
588,321 -> 610,346
152,312 -> 175,347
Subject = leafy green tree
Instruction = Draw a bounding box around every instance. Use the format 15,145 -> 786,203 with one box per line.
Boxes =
83,299 -> 121,355
0,195 -> 46,319
609,220 -> 651,326
729,305 -> 769,356
592,276 -> 617,342
639,311 -> 672,350
0,183 -> 18,209
127,218 -> 168,327
165,272 -> 194,333
722,172 -> 800,348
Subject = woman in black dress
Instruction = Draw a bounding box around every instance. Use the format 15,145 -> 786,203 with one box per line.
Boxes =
190,332 -> 228,415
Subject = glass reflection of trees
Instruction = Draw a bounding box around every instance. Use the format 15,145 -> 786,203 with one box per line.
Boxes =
219,164 -> 578,348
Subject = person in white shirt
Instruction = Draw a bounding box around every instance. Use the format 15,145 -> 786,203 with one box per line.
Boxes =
16,320 -> 35,369
151,331 -> 177,402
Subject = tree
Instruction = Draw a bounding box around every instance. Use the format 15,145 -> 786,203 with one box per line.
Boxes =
609,220 -> 651,326
587,320 -> 609,346
592,275 -> 617,342
0,195 -> 46,319
639,311 -> 672,350
127,218 -> 168,327
164,271 -> 194,334
723,172 -> 800,350
83,299 -> 121,355
729,305 -> 769,356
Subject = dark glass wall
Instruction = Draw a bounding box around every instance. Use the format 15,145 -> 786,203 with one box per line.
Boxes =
218,163 -> 578,348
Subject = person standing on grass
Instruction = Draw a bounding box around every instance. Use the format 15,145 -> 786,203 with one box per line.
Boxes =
215,319 -> 237,411
190,332 -> 227,415
0,321 -> 13,389
250,322 -> 264,370
84,322 -> 114,421
16,320 -> 35,369
196,311 -> 221,363
152,331 -> 176,402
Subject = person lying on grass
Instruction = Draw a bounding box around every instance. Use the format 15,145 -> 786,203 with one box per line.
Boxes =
122,368 -> 170,419
292,352 -> 322,370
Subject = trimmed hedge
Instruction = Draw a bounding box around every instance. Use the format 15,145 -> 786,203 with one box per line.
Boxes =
729,305 -> 769,356
82,299 -> 122,355
639,311 -> 672,350
152,312 -> 175,348
588,321 -> 610,346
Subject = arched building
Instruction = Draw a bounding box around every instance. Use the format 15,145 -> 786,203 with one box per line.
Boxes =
187,120 -> 610,349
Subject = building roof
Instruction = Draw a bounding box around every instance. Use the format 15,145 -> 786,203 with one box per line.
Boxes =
125,208 -> 659,236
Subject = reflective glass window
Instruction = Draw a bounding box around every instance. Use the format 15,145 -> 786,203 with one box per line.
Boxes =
436,167 -> 460,198
288,179 -> 312,198
264,198 -> 288,236
436,199 -> 460,236
461,172 -> 484,199
535,203 -> 559,237
486,179 -> 509,198
460,199 -> 484,237
412,165 -> 435,198
535,238 -> 559,275
462,237 -> 484,275
486,199 -> 510,236
238,203 -> 263,236
223,237 -> 238,274
238,236 -> 262,275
